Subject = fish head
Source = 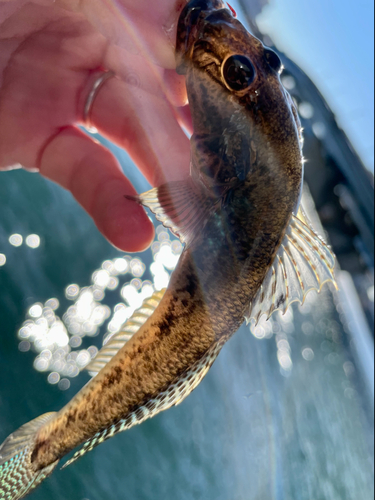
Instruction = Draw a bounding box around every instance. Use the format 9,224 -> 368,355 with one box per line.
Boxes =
176,0 -> 303,202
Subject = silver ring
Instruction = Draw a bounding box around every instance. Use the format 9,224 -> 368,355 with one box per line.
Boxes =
83,70 -> 116,133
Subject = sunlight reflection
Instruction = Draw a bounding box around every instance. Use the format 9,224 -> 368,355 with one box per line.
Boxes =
114,258 -> 129,274
130,258 -> 146,277
25,234 -> 41,248
250,316 -> 273,340
9,234 -> 23,247
281,75 -> 296,90
66,284 -> 80,300
248,281 -> 329,376
343,361 -> 355,378
48,372 -> 60,385
29,304 -> 43,318
302,347 -> 315,361
93,269 -> 111,288
312,122 -> 326,139
18,340 -> 31,352
276,332 -> 293,376
58,378 -> 71,391
45,298 -> 59,310
299,101 -> 314,119
18,225 -> 183,389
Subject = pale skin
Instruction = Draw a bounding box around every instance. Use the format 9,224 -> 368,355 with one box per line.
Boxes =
0,0 -> 192,251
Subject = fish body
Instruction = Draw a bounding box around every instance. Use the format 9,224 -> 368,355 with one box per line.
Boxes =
0,1 -> 336,499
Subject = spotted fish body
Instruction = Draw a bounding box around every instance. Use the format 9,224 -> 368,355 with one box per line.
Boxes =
0,1 -> 336,498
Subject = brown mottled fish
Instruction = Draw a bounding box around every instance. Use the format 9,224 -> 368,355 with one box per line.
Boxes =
0,1 -> 336,498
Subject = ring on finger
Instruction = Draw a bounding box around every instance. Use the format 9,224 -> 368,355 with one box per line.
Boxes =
83,70 -> 116,133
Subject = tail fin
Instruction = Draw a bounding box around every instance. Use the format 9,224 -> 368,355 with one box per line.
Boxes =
0,413 -> 59,500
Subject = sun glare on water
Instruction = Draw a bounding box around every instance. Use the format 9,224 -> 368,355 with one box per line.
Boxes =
17,226 -> 183,389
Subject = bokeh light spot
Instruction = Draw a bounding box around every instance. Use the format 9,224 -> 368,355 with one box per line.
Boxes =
58,378 -> 71,391
299,101 -> 314,119
302,347 -> 315,361
88,346 -> 99,359
9,234 -> 23,247
114,258 -> 129,274
29,304 -> 43,318
26,234 -> 41,249
312,122 -> 326,139
343,361 -> 355,378
69,336 -> 83,348
281,75 -> 296,90
18,341 -> 31,352
66,284 -> 80,300
34,356 -> 50,372
93,270 -> 110,288
76,350 -> 91,368
45,298 -> 59,311
48,372 -> 61,385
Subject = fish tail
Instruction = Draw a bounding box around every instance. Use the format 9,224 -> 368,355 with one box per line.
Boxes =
0,413 -> 58,500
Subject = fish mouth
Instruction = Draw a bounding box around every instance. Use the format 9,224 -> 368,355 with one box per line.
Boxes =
176,0 -> 226,74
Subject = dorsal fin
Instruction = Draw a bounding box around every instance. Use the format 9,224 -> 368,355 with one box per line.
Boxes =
127,179 -> 215,246
86,289 -> 166,376
246,213 -> 337,324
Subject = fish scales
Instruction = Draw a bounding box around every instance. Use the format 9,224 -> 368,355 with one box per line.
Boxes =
35,256 -> 219,467
0,1 -> 336,498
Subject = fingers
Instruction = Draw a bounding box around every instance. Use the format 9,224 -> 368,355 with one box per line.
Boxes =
39,126 -> 155,252
0,7 -> 190,185
104,45 -> 188,106
175,104 -> 193,135
56,0 -> 184,68
162,69 -> 188,107
0,1 -> 191,253
0,8 -> 104,170
84,73 -> 191,187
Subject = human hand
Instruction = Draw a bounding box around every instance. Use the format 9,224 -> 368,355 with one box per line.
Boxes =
0,0 -> 191,251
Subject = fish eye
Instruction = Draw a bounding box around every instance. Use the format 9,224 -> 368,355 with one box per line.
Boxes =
222,55 -> 256,92
264,48 -> 283,73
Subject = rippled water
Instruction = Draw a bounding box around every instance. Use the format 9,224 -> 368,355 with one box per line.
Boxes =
0,144 -> 373,500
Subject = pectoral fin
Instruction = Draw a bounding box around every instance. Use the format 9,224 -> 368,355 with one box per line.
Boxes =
127,179 -> 214,245
246,214 -> 337,324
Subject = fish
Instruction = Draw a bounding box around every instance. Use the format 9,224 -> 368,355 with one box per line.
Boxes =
0,1 -> 337,498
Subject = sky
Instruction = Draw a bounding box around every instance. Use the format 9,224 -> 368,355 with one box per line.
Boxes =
232,0 -> 374,172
